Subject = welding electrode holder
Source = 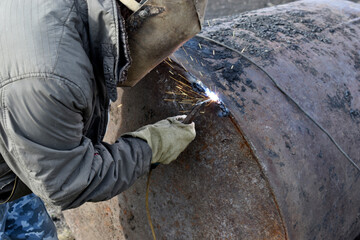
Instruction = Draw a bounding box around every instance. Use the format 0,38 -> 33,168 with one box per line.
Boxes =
149,105 -> 204,170
182,103 -> 206,124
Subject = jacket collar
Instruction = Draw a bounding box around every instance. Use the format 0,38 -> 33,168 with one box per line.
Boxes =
83,0 -> 131,101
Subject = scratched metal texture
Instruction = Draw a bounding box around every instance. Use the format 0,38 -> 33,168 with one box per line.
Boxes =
112,61 -> 286,239
64,0 -> 360,239
175,0 -> 360,239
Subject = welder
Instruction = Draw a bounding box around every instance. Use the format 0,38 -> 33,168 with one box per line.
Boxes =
0,0 -> 203,239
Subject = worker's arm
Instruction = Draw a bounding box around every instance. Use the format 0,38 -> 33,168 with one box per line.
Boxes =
0,76 -> 152,210
124,116 -> 195,165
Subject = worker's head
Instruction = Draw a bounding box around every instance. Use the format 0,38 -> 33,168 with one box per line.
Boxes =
117,0 -> 207,87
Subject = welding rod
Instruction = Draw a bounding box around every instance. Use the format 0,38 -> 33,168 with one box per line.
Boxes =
182,102 -> 206,124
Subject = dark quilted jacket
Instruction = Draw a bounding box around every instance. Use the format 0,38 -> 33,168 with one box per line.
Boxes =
0,0 -> 151,209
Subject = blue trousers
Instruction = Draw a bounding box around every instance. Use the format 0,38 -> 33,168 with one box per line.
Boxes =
0,193 -> 58,240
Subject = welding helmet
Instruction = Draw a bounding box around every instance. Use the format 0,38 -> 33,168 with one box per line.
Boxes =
118,0 -> 208,87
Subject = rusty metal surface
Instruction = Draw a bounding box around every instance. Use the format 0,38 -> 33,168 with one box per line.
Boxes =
204,0 -> 360,20
65,61 -> 285,239
64,0 -> 360,239
114,63 -> 286,239
205,0 -> 295,19
172,0 -> 360,239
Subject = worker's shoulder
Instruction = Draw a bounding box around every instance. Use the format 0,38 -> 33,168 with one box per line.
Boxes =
0,0 -> 93,104
1,73 -> 90,115
0,0 -> 83,71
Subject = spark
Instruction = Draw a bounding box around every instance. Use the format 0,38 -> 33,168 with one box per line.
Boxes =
171,54 -> 179,62
180,63 -> 188,72
117,104 -> 122,108
165,60 -> 174,69
165,91 -> 184,95
182,46 -> 189,56
169,71 -> 174,75
205,88 -> 220,103
170,76 -> 191,88
213,50 -> 215,55
178,74 -> 189,82
190,56 -> 194,62
179,101 -> 196,105
198,43 -> 202,49
164,67 -> 224,114
175,85 -> 188,95
231,65 -> 234,69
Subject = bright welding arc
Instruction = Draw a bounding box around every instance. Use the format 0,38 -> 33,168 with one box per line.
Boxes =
163,58 -> 229,116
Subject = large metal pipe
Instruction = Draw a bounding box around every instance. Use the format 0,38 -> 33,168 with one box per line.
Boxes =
64,1 -> 360,239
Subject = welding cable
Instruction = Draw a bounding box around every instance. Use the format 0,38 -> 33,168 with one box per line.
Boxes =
0,176 -> 18,204
195,35 -> 360,173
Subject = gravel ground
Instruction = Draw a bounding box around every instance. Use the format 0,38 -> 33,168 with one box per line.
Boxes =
45,202 -> 75,240
45,0 -> 360,239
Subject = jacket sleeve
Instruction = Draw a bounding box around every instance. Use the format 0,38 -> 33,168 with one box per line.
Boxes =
0,76 -> 152,210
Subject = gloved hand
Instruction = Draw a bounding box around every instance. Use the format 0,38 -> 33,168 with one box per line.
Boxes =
123,115 -> 196,164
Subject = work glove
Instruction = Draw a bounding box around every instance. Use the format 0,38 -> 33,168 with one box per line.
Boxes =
123,116 -> 196,164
